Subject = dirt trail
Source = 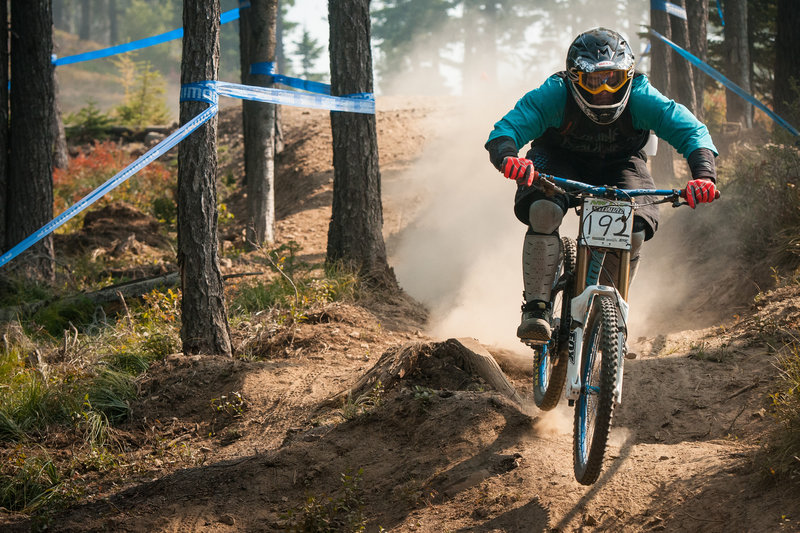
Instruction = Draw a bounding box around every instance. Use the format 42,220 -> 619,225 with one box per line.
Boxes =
5,98 -> 800,532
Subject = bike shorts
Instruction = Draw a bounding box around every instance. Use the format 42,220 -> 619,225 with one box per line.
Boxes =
514,145 -> 660,241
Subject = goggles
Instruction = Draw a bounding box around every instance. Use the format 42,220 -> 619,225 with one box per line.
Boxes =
577,69 -> 631,94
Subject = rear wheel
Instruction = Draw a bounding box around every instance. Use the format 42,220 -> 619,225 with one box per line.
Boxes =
532,237 -> 576,410
573,295 -> 618,485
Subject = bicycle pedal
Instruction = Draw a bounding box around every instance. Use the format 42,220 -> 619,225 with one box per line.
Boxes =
522,338 -> 548,347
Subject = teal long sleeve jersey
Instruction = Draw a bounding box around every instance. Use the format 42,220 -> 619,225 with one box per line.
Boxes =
486,73 -> 718,178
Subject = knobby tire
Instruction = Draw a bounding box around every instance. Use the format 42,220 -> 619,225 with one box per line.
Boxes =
573,294 -> 619,485
533,237 -> 577,411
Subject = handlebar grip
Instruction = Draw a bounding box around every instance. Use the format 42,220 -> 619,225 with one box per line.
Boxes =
679,189 -> 721,199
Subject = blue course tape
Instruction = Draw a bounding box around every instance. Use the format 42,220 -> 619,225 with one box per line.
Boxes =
0,104 -> 219,269
717,0 -> 725,26
180,82 -> 220,105
649,28 -> 799,136
214,80 -> 375,114
250,62 -> 332,95
650,0 -> 687,20
0,76 -> 376,269
53,7 -> 241,67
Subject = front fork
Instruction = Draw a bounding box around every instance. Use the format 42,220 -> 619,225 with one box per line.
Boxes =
565,247 -> 630,404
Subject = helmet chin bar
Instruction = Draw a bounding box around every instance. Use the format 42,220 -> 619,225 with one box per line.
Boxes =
568,79 -> 632,125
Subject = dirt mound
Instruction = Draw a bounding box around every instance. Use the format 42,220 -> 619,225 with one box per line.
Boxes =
31,344 -> 535,532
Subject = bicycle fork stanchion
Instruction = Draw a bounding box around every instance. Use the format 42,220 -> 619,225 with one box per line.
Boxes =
564,284 -> 629,404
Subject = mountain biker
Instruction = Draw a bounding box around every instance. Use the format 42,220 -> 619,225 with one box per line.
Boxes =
485,27 -> 718,342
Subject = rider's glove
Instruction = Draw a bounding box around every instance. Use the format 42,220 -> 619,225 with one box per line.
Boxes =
502,156 -> 538,187
685,179 -> 717,209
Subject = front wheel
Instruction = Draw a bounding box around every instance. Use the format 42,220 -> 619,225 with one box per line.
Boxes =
532,237 -> 576,411
573,295 -> 619,485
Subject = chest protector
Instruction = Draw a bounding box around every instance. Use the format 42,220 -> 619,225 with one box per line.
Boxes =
533,72 -> 650,158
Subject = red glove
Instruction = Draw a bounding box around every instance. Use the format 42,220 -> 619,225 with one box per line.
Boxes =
685,179 -> 717,209
502,156 -> 538,187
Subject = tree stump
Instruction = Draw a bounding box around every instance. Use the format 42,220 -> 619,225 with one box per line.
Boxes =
324,337 -> 523,407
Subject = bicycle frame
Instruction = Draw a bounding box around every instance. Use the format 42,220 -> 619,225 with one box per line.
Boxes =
538,173 -> 683,406
525,172 -> 711,484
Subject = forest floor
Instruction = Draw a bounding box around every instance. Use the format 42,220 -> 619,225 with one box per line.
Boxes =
2,95 -> 800,532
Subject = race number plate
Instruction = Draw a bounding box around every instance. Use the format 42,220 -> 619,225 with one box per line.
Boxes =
579,198 -> 633,250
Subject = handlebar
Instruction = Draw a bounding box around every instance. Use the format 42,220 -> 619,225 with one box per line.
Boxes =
534,171 -> 720,206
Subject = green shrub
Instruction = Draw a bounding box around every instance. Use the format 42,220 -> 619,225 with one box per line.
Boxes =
113,59 -> 170,128
31,297 -> 97,338
64,100 -> 113,143
86,369 -> 137,424
285,469 -> 367,533
0,452 -> 67,513
717,144 -> 800,264
761,343 -> 800,483
230,243 -> 361,321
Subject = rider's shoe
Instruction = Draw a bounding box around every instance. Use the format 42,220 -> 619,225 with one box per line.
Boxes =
625,344 -> 638,360
517,300 -> 551,341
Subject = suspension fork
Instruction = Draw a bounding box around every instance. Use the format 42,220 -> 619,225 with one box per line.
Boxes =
574,247 -> 632,301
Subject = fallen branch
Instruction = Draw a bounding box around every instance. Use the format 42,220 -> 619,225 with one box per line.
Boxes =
0,270 -> 269,323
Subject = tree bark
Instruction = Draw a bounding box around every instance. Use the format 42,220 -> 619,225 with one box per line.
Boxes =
178,0 -> 232,356
668,0 -> 696,114
774,0 -> 800,132
0,0 -> 8,251
7,0 -> 55,281
327,0 -> 397,289
649,3 -> 674,181
79,0 -> 91,41
685,0 -> 708,120
274,0 -> 285,154
244,0 -> 277,248
53,72 -> 69,170
238,0 -> 251,187
723,0 -> 752,128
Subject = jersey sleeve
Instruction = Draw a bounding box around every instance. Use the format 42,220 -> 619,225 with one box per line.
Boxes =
629,74 -> 718,157
485,75 -> 567,150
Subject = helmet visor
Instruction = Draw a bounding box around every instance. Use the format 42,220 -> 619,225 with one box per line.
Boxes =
577,69 -> 630,94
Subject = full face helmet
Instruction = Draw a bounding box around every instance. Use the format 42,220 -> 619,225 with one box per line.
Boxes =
566,28 -> 635,125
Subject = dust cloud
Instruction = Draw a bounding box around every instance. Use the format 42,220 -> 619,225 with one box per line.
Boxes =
383,80 -> 538,352
382,19 -> 732,356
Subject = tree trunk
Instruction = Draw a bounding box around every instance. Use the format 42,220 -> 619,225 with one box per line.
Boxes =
723,0 -> 752,128
7,0 -> 55,281
79,0 -> 91,41
322,338 -> 522,408
327,0 -> 397,289
53,73 -> 69,170
774,0 -> 800,132
108,0 -> 119,44
480,1 -> 498,91
244,0 -> 277,248
178,0 -> 232,356
685,0 -> 708,121
669,0 -> 696,114
0,0 -> 8,252
53,0 -> 66,31
649,3 -> 674,181
238,0 -> 251,187
274,0 -> 285,154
